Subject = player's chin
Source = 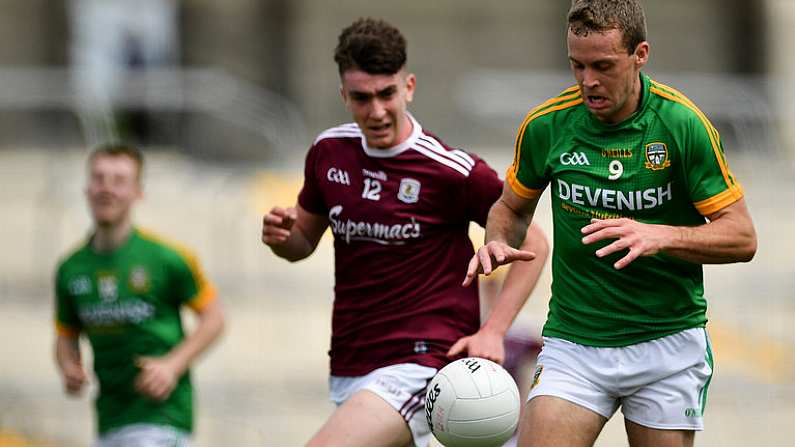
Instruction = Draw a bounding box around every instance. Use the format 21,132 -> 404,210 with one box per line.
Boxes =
364,129 -> 395,148
93,213 -> 123,227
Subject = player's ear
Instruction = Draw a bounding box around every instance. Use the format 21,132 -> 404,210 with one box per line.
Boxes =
339,84 -> 349,108
633,41 -> 649,68
404,72 -> 416,103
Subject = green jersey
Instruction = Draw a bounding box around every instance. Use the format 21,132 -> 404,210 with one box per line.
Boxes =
507,73 -> 743,347
55,228 -> 216,435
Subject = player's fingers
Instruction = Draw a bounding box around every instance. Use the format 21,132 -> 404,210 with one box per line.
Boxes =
262,213 -> 288,229
581,217 -> 622,235
281,214 -> 295,229
614,247 -> 641,270
262,226 -> 290,242
507,249 -> 536,262
149,381 -> 169,400
582,226 -> 624,245
462,255 -> 482,287
447,338 -> 469,357
478,248 -> 494,275
595,239 -> 629,258
284,206 -> 298,221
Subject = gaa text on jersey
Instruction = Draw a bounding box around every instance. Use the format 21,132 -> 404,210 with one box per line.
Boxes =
560,151 -> 591,166
327,167 -> 351,185
328,205 -> 422,245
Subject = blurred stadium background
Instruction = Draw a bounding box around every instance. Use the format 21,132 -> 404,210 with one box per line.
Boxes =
0,1 -> 793,445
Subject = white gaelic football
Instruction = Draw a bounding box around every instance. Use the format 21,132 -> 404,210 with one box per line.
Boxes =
425,357 -> 520,447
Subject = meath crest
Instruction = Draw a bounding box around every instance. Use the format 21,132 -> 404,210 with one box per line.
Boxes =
644,142 -> 671,170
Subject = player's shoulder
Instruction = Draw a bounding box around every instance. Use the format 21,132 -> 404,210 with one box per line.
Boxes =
313,122 -> 362,146
647,78 -> 709,125
411,129 -> 481,178
135,227 -> 199,266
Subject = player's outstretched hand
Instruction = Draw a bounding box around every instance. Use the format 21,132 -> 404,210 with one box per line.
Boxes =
447,327 -> 505,365
134,356 -> 179,401
262,206 -> 297,246
581,217 -> 666,269
462,241 -> 535,287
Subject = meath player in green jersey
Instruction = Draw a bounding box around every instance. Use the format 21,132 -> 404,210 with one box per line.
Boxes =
464,1 -> 757,446
54,144 -> 224,446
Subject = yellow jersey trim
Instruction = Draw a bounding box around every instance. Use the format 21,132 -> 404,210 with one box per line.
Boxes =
693,184 -> 745,216
511,87 -> 582,176
137,228 -> 218,311
649,82 -> 733,189
506,168 -> 544,199
55,321 -> 80,338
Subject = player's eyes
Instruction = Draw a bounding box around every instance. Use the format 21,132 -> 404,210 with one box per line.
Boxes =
595,63 -> 612,71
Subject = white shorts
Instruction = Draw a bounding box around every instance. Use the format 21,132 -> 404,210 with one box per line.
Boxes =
95,423 -> 191,447
528,328 -> 713,430
330,363 -> 437,447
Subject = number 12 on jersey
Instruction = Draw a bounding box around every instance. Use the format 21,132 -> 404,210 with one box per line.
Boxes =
362,178 -> 382,200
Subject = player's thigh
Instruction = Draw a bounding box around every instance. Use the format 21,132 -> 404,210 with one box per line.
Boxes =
517,395 -> 606,447
625,419 -> 694,447
306,389 -> 412,447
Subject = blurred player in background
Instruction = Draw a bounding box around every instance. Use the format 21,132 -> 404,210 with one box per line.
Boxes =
262,17 -> 547,447
464,1 -> 757,446
53,143 -> 224,446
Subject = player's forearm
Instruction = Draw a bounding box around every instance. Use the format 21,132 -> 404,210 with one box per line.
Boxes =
166,301 -> 225,376
485,199 -> 532,249
661,217 -> 756,264
55,335 -> 81,372
482,224 -> 549,335
268,233 -> 316,262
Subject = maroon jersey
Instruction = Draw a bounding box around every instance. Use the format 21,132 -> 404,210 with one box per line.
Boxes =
298,115 -> 502,376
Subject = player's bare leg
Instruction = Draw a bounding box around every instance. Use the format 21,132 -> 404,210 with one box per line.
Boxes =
625,419 -> 694,447
306,390 -> 412,447
517,396 -> 606,447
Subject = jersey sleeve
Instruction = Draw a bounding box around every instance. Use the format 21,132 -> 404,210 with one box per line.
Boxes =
169,248 -> 217,312
681,113 -> 744,216
54,264 -> 82,337
464,156 -> 503,227
297,143 -> 328,215
506,113 -> 551,199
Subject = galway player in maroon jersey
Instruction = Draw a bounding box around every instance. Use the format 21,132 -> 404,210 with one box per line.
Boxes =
262,18 -> 548,447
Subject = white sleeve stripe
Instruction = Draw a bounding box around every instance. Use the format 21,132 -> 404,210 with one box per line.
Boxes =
418,135 -> 475,169
314,128 -> 362,145
451,149 -> 476,167
411,144 -> 471,176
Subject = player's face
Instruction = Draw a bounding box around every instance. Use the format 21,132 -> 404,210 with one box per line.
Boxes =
85,154 -> 142,228
340,69 -> 416,149
567,28 -> 649,124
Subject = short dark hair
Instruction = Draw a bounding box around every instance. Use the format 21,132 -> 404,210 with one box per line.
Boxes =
334,17 -> 407,76
568,0 -> 647,54
88,143 -> 144,180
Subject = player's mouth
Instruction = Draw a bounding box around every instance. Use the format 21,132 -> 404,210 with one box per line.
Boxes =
585,95 -> 610,110
367,122 -> 392,138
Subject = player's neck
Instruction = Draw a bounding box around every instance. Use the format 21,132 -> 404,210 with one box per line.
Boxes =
607,75 -> 643,125
395,112 -> 414,146
92,220 -> 134,253
624,75 -> 644,120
